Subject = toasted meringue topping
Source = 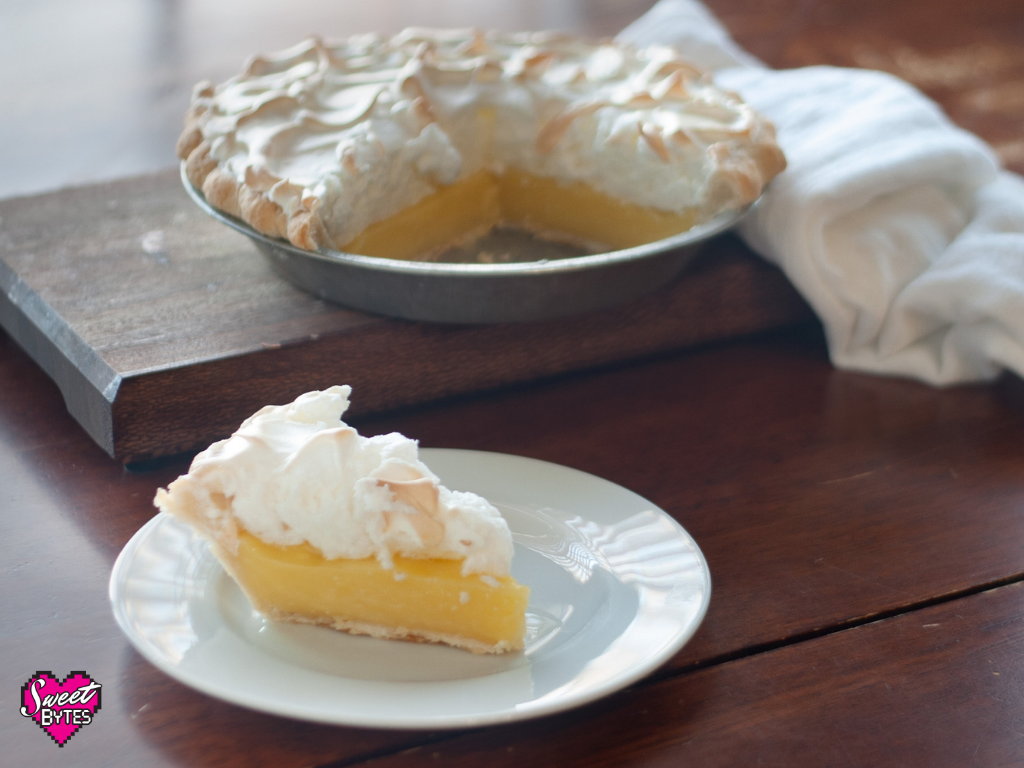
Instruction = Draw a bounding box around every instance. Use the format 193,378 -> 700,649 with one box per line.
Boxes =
154,386 -> 515,577
179,29 -> 785,251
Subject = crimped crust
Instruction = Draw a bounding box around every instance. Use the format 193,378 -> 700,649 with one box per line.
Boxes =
182,133 -> 326,250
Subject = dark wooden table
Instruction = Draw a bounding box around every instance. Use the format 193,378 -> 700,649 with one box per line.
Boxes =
4,1 -> 1024,766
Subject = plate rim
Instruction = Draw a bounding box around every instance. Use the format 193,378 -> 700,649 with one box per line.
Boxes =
110,448 -> 712,729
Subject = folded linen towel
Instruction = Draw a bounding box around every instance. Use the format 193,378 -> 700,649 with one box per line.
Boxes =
620,0 -> 1024,385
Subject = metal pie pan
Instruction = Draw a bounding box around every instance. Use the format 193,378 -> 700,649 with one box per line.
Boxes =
182,163 -> 748,324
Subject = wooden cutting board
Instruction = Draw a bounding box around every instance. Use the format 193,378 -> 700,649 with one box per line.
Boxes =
0,169 -> 813,463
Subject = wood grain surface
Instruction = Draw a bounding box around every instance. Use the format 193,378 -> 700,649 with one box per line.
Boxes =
367,581 -> 1024,768
4,0 -> 1022,465
3,0 -> 1024,766
712,0 -> 1024,175
0,170 -> 809,462
5,323 -> 1024,766
363,329 -> 1024,674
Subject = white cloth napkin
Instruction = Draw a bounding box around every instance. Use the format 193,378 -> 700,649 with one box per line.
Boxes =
619,0 -> 1024,385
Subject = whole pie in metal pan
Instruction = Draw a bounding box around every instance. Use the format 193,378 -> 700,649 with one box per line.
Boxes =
177,28 -> 785,260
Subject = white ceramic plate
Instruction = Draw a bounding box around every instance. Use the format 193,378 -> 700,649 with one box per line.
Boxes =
110,449 -> 711,729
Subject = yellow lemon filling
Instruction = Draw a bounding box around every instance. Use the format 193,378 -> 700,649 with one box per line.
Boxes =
227,530 -> 530,653
339,169 -> 701,259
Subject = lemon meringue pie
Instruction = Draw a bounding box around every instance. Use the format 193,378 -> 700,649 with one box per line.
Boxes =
154,386 -> 529,654
178,28 -> 784,259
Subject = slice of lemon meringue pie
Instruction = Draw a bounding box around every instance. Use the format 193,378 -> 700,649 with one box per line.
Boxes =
154,385 -> 529,654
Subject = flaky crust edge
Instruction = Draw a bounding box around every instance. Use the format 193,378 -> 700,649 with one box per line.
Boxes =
178,92 -> 328,251
259,609 -> 520,655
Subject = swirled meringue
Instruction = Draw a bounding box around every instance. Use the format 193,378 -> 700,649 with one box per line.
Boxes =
153,385 -> 514,577
178,28 -> 785,252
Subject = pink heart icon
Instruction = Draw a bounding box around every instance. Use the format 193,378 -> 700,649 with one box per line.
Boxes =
20,671 -> 102,747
